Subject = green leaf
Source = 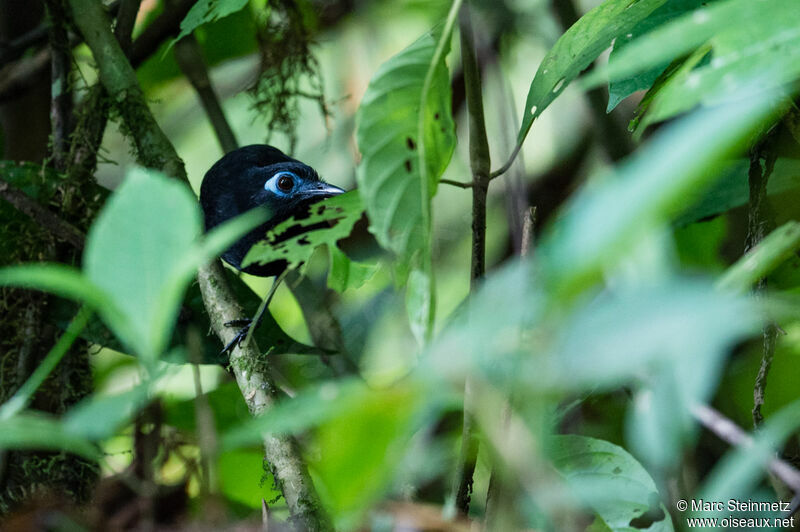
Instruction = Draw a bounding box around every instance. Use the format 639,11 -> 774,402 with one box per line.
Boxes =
84,167 -> 202,359
606,0 -> 707,111
550,435 -> 674,532
0,413 -> 100,460
221,379 -> 367,450
553,279 -> 757,392
242,191 -> 364,273
587,0 -> 800,128
716,222 -> 800,294
355,27 -> 456,272
218,449 -> 283,509
536,90 -> 778,296
675,157 -> 800,226
517,0 -> 666,143
63,383 -> 152,441
327,246 -> 378,293
0,263 -> 108,310
310,383 -> 424,529
170,0 -> 250,48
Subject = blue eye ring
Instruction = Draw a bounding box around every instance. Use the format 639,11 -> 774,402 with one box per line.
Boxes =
266,171 -> 298,194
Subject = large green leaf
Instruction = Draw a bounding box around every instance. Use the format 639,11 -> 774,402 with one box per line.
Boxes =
517,0 -> 666,144
536,91 -> 778,296
586,0 -> 800,128
355,28 -> 456,271
63,383 -> 152,441
606,0 -> 708,111
550,435 -> 673,532
84,167 -> 202,358
0,413 -> 100,461
311,384 -> 423,529
0,263 -> 109,310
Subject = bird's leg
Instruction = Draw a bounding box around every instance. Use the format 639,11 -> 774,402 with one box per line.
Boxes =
221,270 -> 289,355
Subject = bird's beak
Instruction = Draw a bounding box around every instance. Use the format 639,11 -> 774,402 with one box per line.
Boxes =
303,183 -> 345,200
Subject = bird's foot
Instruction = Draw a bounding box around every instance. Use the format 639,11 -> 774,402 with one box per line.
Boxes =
221,318 -> 253,355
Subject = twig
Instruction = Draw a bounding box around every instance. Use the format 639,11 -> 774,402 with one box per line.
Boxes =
0,177 -> 85,250
174,33 -> 238,154
519,206 -> 536,258
0,24 -> 49,68
453,1 -> 490,515
113,0 -> 141,54
0,48 -> 50,103
0,306 -> 92,420
67,1 -> 332,527
489,142 -> 522,180
440,178 -> 474,189
746,129 -> 779,428
691,403 -> 800,495
188,328 -> 222,522
44,0 -> 74,170
484,206 -> 535,526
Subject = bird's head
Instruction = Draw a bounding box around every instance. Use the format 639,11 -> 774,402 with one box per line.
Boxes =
200,145 -> 344,276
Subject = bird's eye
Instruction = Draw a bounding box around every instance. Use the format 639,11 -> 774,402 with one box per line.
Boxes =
267,171 -> 298,194
277,174 -> 294,192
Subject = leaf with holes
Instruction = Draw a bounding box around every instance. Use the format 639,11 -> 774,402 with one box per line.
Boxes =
606,0 -> 708,111
586,0 -> 800,129
355,28 -> 456,274
550,435 -> 674,532
517,0 -> 665,144
242,191 -> 364,274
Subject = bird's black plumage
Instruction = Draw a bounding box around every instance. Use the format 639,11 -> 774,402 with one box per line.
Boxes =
200,144 -> 344,276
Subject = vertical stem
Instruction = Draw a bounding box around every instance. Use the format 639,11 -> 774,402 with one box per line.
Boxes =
747,130 -> 779,428
453,0 -> 491,515
44,0 -> 73,170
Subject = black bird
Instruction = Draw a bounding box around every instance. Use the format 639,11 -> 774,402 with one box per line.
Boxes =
200,144 -> 344,351
201,144 -> 344,275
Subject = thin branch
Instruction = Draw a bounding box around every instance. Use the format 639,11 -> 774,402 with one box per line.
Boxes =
0,177 -> 85,250
453,0 -> 491,515
484,206 -> 535,526
0,306 -> 92,420
489,141 -> 522,180
746,129 -> 779,428
45,0 -> 74,170
67,1 -> 332,528
174,33 -> 239,154
0,24 -> 49,68
0,48 -> 50,103
691,403 -> 800,495
440,178 -> 474,189
113,0 -> 141,54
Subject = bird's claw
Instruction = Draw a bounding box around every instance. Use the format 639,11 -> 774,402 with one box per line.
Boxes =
221,318 -> 253,355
